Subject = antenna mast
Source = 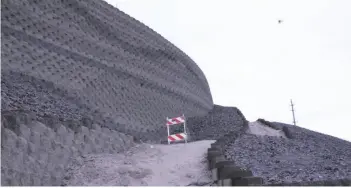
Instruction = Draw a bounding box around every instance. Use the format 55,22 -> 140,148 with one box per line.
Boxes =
290,99 -> 297,126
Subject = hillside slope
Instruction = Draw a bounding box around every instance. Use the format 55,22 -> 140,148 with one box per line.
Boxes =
224,120 -> 351,185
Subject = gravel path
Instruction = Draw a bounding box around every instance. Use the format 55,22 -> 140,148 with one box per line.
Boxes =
63,140 -> 215,186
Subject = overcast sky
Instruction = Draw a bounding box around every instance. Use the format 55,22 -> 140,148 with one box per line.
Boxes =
104,0 -> 351,141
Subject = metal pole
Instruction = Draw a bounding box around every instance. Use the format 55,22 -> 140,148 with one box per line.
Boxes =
290,99 -> 297,126
183,114 -> 187,143
167,117 -> 170,145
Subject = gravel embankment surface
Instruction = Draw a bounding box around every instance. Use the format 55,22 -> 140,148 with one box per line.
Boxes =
187,104 -> 248,141
225,121 -> 351,185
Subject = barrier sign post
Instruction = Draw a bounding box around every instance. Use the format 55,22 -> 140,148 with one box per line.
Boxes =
166,114 -> 187,144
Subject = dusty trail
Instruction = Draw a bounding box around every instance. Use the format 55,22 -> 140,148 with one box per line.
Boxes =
63,140 -> 215,186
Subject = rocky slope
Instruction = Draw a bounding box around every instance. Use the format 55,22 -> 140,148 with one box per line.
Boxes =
224,120 -> 351,185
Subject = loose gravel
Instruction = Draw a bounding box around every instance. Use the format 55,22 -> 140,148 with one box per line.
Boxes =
224,121 -> 351,185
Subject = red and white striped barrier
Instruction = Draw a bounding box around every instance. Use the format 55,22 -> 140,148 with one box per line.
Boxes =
166,115 -> 187,144
168,133 -> 187,142
166,116 -> 185,126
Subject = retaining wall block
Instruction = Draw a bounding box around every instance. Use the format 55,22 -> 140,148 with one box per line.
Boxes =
41,175 -> 51,186
38,152 -> 49,167
16,136 -> 28,152
207,150 -> 222,161
3,128 -> 18,147
64,129 -> 74,146
56,124 -> 68,143
232,177 -> 263,186
9,169 -> 20,186
27,142 -> 38,158
10,149 -> 25,171
29,130 -> 41,146
92,123 -> 102,132
69,146 -> 79,158
210,143 -> 223,151
74,132 -> 85,145
102,127 -> 111,135
1,168 -> 6,185
218,165 -> 253,180
30,121 -> 49,134
215,161 -> 236,169
78,125 -> 90,136
19,172 -> 31,186
43,127 -> 56,140
23,155 -> 37,174
29,173 -> 41,186
19,124 -> 31,140
40,135 -> 52,150
209,155 -> 226,181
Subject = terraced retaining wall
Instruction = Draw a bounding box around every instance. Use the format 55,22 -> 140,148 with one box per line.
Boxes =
1,110 -> 134,186
1,0 -> 213,143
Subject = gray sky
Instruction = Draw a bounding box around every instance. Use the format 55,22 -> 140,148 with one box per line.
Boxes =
105,0 -> 351,141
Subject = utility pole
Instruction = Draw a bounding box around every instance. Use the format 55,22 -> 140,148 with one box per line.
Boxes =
290,99 -> 297,126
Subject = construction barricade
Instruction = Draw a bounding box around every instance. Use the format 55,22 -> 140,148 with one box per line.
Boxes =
166,114 -> 188,144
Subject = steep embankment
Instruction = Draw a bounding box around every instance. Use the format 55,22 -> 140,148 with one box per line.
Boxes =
224,120 -> 351,185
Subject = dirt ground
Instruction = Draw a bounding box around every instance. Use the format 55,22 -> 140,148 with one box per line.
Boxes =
63,140 -> 215,186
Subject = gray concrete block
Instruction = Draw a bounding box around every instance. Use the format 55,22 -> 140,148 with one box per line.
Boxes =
29,173 -> 41,186
74,132 -> 85,144
211,168 -> 218,181
208,150 -> 222,160
61,146 -> 72,167
40,134 -> 51,149
38,151 -> 49,165
209,155 -> 226,171
29,130 -> 41,146
208,148 -> 220,153
92,123 -> 102,132
82,143 -> 93,154
218,178 -> 232,186
64,129 -> 74,146
30,121 -> 49,134
50,175 -> 62,186
10,150 -> 25,171
50,143 -> 65,164
23,155 -> 39,174
6,168 -> 19,186
19,172 -> 31,186
50,164 -> 64,178
27,142 -> 38,158
19,124 -> 31,140
215,160 -> 236,173
41,175 -> 51,186
16,136 -> 28,151
218,165 -> 253,180
56,124 -> 68,143
69,146 -> 79,157
1,168 -> 6,186
43,127 -> 56,139
103,140 -> 112,153
77,126 -> 90,136
232,177 -> 263,186
81,117 -> 93,129
102,127 -> 111,135
3,128 -> 18,147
